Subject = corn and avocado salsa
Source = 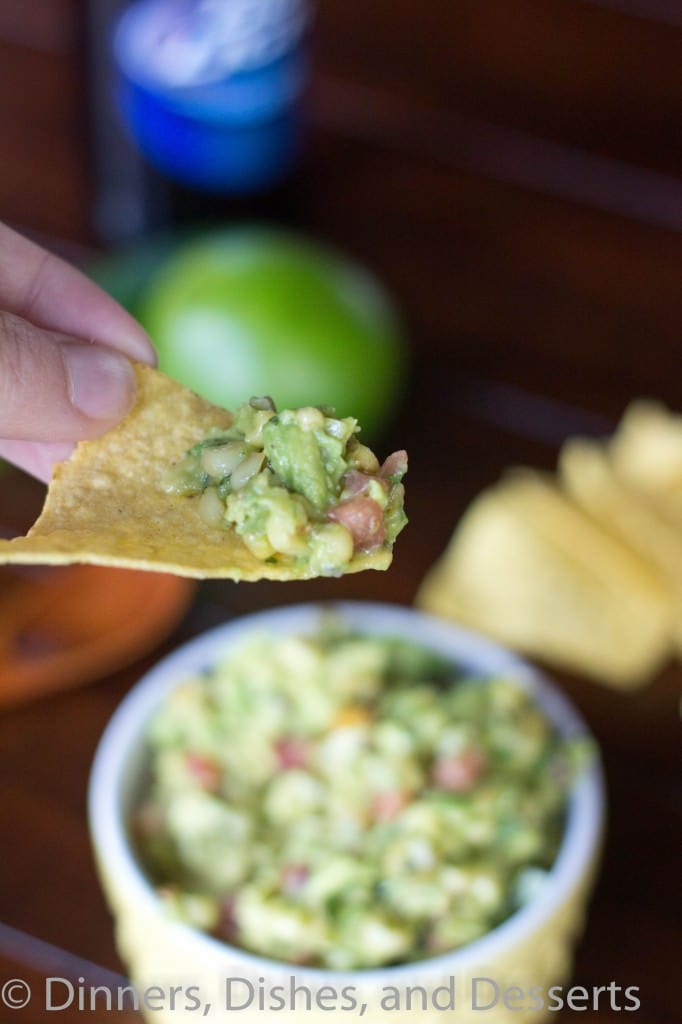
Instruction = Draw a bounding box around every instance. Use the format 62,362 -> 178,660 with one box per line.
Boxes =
133,626 -> 585,970
164,398 -> 408,576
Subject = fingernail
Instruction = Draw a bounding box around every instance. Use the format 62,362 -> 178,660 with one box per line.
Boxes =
63,344 -> 136,421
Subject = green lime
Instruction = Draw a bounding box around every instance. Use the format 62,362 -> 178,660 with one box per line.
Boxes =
139,229 -> 407,439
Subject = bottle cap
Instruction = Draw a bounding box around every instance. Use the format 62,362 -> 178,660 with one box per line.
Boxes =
115,0 -> 311,91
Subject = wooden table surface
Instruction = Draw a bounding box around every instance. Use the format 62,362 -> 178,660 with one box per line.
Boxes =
0,2 -> 680,1021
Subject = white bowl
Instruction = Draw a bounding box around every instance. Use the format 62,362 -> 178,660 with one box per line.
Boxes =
89,602 -> 604,1023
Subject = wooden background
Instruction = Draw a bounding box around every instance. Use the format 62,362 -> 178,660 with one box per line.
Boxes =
0,1 -> 680,1021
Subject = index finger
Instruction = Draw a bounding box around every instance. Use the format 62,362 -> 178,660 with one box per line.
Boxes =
0,222 -> 157,365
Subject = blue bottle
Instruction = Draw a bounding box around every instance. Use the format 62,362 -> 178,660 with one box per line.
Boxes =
113,0 -> 312,194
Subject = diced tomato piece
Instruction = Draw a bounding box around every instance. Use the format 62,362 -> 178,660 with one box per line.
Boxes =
431,749 -> 486,792
275,737 -> 310,769
281,863 -> 310,895
328,496 -> 386,552
343,470 -> 389,497
343,470 -> 371,496
380,450 -> 408,479
372,790 -> 409,822
185,753 -> 221,792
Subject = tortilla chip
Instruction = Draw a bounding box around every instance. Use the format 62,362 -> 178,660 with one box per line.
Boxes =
560,438 -> 682,651
0,366 -> 392,580
417,471 -> 673,687
610,400 -> 682,525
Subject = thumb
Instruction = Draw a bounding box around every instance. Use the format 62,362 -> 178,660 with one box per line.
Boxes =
0,311 -> 136,442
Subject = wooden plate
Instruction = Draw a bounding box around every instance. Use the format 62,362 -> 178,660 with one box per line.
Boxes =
0,565 -> 196,708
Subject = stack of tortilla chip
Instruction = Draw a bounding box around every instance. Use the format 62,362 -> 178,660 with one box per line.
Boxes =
417,401 -> 682,687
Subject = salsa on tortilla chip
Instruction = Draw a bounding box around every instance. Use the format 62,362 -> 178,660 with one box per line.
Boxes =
0,366 -> 408,581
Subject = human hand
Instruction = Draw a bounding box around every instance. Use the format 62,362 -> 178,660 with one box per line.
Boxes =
0,222 -> 156,482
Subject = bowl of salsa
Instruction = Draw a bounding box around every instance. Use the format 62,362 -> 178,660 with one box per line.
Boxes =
89,602 -> 604,1022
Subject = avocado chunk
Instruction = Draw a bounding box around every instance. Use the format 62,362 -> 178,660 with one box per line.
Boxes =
263,411 -> 350,513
